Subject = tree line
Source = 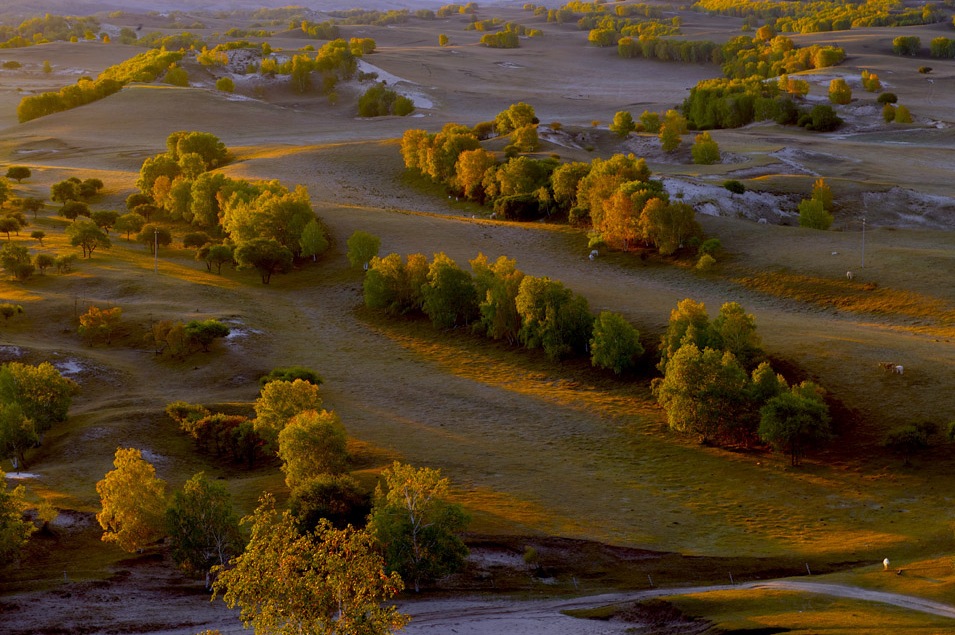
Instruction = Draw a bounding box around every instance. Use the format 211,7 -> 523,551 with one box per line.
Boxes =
17,49 -> 183,122
692,0 -> 942,33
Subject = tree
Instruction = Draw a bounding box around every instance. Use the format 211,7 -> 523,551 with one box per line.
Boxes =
470,253 -> 524,343
59,200 -> 90,221
33,254 -> 56,275
166,131 -> 228,169
5,167 -> 30,183
639,110 -> 661,133
66,218 -> 111,258
0,470 -> 35,563
164,64 -> 189,87
212,495 -> 408,635
590,311 -> 644,374
289,474 -> 370,533
609,111 -> 635,137
798,198 -> 833,230
811,177 -> 833,211
278,410 -> 349,489
78,305 -> 122,345
828,77 -> 852,105
0,402 -> 37,470
91,209 -> 119,233
691,131 -> 720,165
260,366 -> 323,387
137,224 -> 172,254
235,238 -> 293,284
709,302 -> 763,369
758,382 -> 831,465
299,219 -> 328,261
166,473 -> 243,582
659,123 -> 682,152
515,276 -> 593,361
495,102 -> 537,134
0,243 -> 30,281
50,179 -> 80,203
254,379 -> 323,450
438,33 -> 449,46
639,200 -> 701,256
96,447 -> 168,552
199,244 -> 235,274
0,217 -> 20,240
216,76 -> 235,92
895,104 -> 913,123
184,319 -> 230,352
653,343 -> 750,444
883,422 -> 936,466
183,232 -> 211,250
0,362 -> 76,436
346,230 -> 380,269
421,253 -> 479,329
115,212 -> 145,240
368,462 -> 469,592
22,197 -> 44,219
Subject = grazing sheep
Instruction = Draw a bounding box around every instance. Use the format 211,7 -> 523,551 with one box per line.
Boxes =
589,249 -> 598,261
879,361 -> 896,372
883,558 -> 890,570
846,271 -> 854,280
894,365 -> 904,375
757,218 -> 768,224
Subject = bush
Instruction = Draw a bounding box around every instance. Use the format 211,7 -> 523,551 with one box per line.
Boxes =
798,198 -> 833,230
696,253 -> 716,271
723,180 -> 745,194
877,92 -> 898,105
260,366 -> 323,386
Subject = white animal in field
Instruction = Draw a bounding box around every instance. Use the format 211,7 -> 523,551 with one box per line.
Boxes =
757,218 -> 768,224
846,271 -> 854,280
894,365 -> 904,375
589,249 -> 598,261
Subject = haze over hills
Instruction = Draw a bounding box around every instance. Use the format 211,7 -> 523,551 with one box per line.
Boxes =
0,0 -> 517,18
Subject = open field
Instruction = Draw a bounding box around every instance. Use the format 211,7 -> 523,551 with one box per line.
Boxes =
2,2 -> 955,633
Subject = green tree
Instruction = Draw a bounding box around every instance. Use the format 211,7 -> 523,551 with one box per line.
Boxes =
137,224 -> 172,255
185,319 -> 230,352
235,238 -> 293,284
50,179 -> 80,203
363,252 -> 428,315
212,495 -> 408,635
0,217 -> 20,240
60,200 -> 90,221
691,131 -> 720,165
709,302 -> 763,369
609,111 -> 635,137
798,198 -> 833,230
758,382 -> 832,466
67,218 -> 111,258
346,230 -> 380,269
299,219 -> 328,261
0,362 -> 77,435
0,303 -> 23,320
368,462 -> 469,593
260,366 -> 323,387
811,177 -> 833,211
470,253 -> 525,343
421,252 -> 479,329
590,311 -> 644,374
0,470 -> 35,563
883,424 -> 933,466
96,447 -> 168,552
91,209 -> 119,233
894,104 -> 913,123
5,167 -> 30,183
254,379 -> 323,450
278,410 -> 349,489
653,343 -> 750,444
0,402 -> 37,469
115,212 -> 145,240
198,244 -> 235,274
639,110 -> 661,133
165,472 -> 243,581
659,123 -> 682,152
216,76 -> 235,92
515,276 -> 593,361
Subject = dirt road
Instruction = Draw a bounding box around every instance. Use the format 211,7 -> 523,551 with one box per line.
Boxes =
398,580 -> 955,634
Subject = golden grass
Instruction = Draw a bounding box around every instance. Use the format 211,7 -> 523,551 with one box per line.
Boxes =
737,269 -> 955,326
665,589 -> 955,634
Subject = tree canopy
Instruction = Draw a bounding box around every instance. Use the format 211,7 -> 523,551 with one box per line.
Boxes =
95,447 -> 168,552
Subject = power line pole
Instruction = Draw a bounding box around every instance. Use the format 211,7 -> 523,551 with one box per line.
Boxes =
861,216 -> 866,269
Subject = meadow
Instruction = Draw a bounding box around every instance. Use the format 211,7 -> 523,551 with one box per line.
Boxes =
1,2 -> 955,633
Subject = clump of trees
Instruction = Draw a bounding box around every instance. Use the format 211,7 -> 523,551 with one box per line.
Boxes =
17,49 -> 183,122
357,82 -> 414,117
652,298 -> 832,461
146,318 -> 230,358
0,362 -> 78,470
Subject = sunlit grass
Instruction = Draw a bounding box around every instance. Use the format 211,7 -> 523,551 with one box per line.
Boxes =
664,589 -> 955,634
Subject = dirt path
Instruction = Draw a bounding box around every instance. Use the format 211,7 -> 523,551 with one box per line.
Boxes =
398,580 -> 955,633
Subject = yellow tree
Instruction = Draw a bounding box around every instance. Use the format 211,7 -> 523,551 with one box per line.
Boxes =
277,410 -> 349,489
253,379 -> 323,450
96,447 -> 167,552
78,306 -> 122,345
213,495 -> 408,635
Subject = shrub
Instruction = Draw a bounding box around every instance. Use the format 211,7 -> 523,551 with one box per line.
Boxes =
877,92 -> 898,105
723,180 -> 745,194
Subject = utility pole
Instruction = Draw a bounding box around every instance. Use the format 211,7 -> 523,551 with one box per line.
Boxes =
154,227 -> 159,273
861,216 -> 866,269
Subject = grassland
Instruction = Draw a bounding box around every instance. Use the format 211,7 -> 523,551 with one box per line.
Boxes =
1,3 -> 955,633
